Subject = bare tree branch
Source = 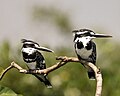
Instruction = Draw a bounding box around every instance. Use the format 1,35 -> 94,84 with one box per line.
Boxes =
0,56 -> 102,96
79,61 -> 102,96
0,64 -> 13,80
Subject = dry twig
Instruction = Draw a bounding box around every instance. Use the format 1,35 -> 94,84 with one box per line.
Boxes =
0,56 -> 102,96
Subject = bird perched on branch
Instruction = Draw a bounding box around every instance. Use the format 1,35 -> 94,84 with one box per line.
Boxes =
21,39 -> 54,88
72,29 -> 112,80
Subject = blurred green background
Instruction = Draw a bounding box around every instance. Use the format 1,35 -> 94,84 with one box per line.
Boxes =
0,1 -> 120,96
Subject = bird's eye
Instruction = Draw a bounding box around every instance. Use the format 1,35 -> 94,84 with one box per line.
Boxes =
77,34 -> 81,37
84,32 -> 91,36
23,44 -> 27,48
30,44 -> 35,47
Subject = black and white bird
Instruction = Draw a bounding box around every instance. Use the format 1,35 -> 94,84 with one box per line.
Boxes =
21,39 -> 54,88
72,29 -> 112,80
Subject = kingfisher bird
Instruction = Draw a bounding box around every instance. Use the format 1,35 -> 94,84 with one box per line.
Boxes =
21,39 -> 54,88
72,29 -> 112,80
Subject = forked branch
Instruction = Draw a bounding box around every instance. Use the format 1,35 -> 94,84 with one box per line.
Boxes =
0,56 -> 102,96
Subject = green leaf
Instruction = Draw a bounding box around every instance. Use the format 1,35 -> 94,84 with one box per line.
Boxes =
0,85 -> 23,96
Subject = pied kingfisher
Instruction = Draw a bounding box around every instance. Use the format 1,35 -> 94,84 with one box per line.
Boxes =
72,29 -> 112,80
21,39 -> 54,88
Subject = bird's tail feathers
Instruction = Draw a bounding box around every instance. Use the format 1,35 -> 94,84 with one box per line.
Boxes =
33,74 -> 52,88
81,63 -> 96,80
88,70 -> 95,80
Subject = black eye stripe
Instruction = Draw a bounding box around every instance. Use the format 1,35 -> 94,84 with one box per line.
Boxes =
76,33 -> 89,37
23,44 -> 35,48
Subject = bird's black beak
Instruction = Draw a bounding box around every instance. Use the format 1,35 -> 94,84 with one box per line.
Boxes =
91,33 -> 112,38
35,46 -> 54,53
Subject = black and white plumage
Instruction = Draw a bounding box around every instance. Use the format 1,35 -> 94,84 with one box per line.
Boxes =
21,39 -> 53,88
72,29 -> 112,80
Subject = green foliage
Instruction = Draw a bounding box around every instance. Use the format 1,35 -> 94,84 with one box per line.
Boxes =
0,40 -> 11,68
0,85 -> 22,96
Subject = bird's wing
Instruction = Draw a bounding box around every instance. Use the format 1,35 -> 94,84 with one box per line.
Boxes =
35,51 -> 46,69
34,51 -> 52,88
89,41 -> 96,65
